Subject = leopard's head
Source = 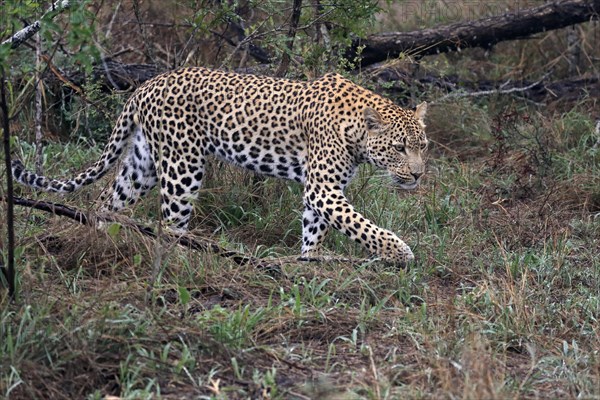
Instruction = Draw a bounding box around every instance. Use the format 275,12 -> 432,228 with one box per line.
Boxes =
364,102 -> 428,190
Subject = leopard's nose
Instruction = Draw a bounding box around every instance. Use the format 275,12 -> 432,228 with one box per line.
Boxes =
411,171 -> 423,180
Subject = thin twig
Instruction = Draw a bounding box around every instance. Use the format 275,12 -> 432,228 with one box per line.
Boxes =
34,32 -> 44,174
105,0 -> 122,40
218,7 -> 335,69
40,54 -> 113,117
368,345 -> 382,400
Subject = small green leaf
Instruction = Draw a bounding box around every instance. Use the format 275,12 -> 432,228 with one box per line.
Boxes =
178,286 -> 191,306
107,223 -> 121,239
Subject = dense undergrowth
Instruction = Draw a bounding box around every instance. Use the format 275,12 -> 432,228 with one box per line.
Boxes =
1,0 -> 600,399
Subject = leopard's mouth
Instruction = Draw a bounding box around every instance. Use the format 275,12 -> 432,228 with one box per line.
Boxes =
392,175 -> 419,190
398,181 -> 418,190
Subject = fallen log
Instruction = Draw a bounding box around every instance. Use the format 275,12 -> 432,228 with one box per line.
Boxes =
33,1 -> 600,96
347,0 -> 600,67
41,58 -> 162,92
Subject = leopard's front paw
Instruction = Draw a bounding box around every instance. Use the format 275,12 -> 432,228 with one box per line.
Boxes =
377,232 -> 414,267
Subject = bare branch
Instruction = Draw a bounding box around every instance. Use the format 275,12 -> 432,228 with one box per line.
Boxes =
2,0 -> 72,49
34,33 -> 44,174
433,73 -> 552,104
8,196 -> 281,275
371,67 -> 599,103
40,54 -> 114,117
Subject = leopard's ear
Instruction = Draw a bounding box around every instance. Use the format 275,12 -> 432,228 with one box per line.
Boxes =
363,107 -> 385,133
414,102 -> 427,126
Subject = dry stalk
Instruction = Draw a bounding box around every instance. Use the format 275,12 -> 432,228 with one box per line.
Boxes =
0,70 -> 16,299
34,32 -> 44,175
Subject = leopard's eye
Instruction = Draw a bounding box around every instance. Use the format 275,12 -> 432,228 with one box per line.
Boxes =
393,143 -> 406,154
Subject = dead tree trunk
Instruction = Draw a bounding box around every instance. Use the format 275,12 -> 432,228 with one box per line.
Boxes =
347,0 -> 600,67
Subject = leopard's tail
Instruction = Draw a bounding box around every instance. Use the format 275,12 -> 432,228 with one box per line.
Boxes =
12,99 -> 139,194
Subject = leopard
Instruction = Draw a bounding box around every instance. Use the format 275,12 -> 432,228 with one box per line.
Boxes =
12,67 -> 428,266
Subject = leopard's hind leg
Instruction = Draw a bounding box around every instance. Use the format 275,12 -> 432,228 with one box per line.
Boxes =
156,148 -> 206,232
107,125 -> 157,211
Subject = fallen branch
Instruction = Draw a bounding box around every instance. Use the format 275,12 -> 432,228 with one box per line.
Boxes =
43,58 -> 163,93
347,0 -> 600,67
370,67 -> 600,103
9,196 -> 282,275
432,73 -> 552,104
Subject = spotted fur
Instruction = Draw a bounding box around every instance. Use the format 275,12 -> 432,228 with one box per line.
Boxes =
12,67 -> 428,265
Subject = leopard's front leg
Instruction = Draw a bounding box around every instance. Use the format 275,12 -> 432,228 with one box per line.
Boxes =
302,188 -> 414,267
300,207 -> 330,259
